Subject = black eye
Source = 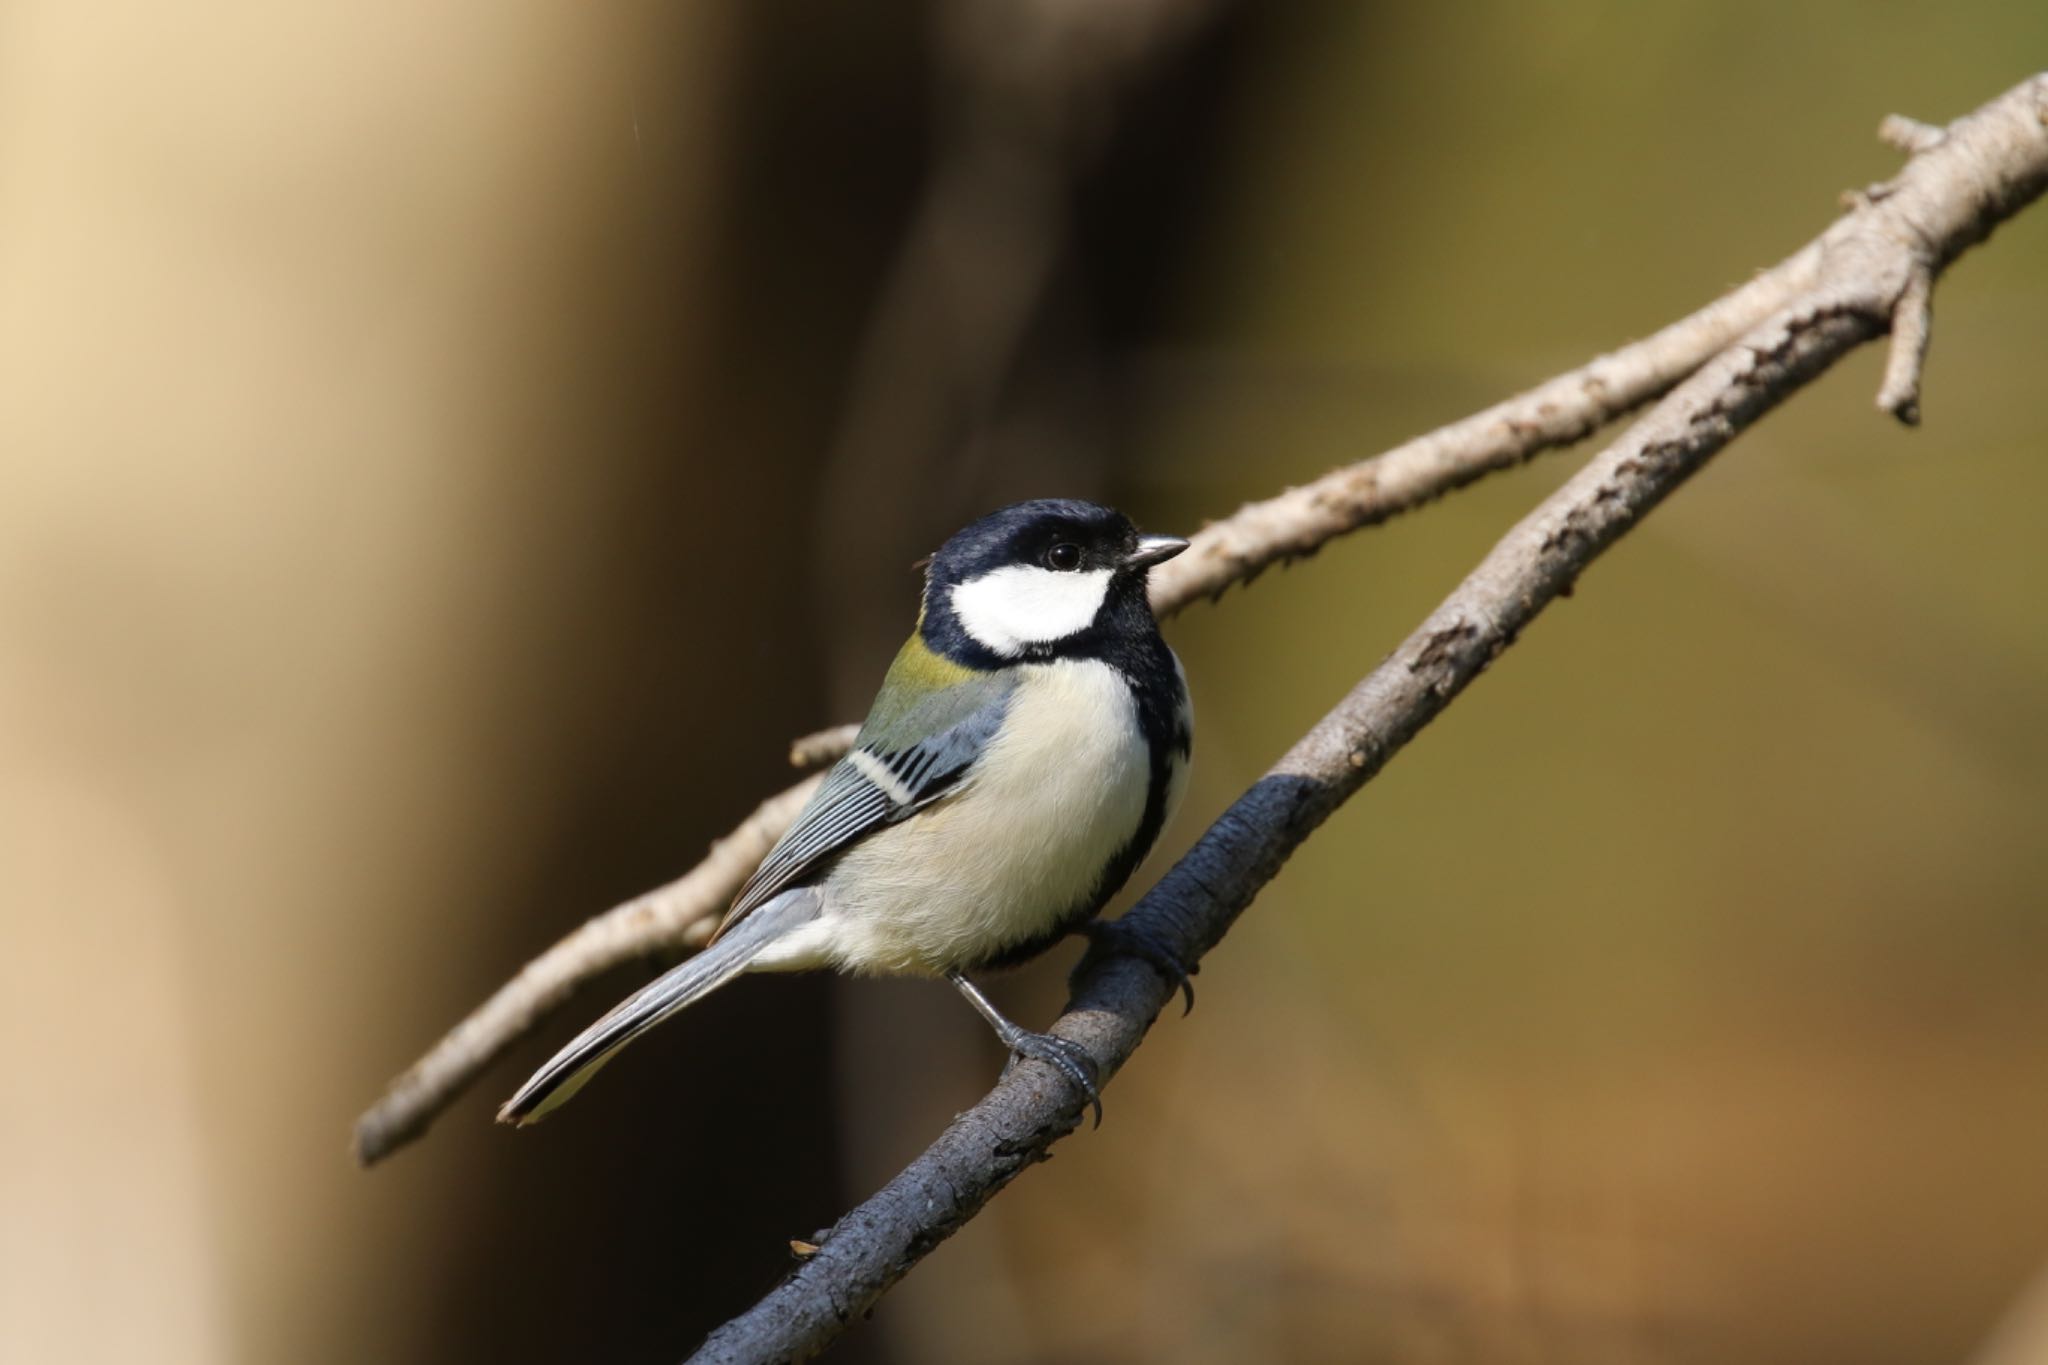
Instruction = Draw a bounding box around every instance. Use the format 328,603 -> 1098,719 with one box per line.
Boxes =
1045,542 -> 1082,571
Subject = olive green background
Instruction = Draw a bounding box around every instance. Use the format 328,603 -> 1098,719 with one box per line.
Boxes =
3,4 -> 2045,1362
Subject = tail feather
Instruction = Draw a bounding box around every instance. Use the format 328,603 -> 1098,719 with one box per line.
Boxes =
498,890 -> 818,1126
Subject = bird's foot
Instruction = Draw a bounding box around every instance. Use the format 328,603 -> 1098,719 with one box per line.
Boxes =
997,1026 -> 1103,1129
1076,917 -> 1198,1015
947,968 -> 1103,1127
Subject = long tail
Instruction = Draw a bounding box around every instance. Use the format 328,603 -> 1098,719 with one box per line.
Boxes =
497,890 -> 818,1126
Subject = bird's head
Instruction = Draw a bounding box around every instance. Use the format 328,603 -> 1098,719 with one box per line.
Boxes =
919,499 -> 1188,663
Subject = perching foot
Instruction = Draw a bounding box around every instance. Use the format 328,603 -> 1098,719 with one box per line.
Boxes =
947,969 -> 1103,1127
999,1029 -> 1103,1129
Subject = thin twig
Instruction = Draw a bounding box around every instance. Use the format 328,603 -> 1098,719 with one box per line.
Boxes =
350,775 -> 822,1165
1880,113 -> 1947,154
688,74 -> 2048,1362
787,725 -> 860,770
1877,265 -> 1934,423
353,74 -> 2048,1171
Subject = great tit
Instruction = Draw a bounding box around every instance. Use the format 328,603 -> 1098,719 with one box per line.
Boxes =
499,498 -> 1192,1126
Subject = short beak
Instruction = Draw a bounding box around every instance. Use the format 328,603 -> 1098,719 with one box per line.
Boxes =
1126,534 -> 1190,569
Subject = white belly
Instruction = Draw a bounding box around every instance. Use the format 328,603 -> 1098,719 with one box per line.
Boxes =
788,659 -> 1153,975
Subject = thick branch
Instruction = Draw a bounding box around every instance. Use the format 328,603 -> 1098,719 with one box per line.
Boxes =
689,74 -> 2048,1362
354,73 -> 2048,1169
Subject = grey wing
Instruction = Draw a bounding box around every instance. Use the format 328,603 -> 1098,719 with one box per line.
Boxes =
712,674 -> 1014,939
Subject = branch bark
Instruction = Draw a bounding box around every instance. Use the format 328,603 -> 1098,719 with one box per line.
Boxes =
352,73 -> 2048,1171
687,74 -> 2048,1363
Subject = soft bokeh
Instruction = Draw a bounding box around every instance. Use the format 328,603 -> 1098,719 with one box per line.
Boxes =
3,4 -> 2045,1363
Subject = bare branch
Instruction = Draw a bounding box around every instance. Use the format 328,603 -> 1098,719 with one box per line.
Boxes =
1880,113 -> 1947,154
688,73 -> 2048,1362
1878,264 -> 1934,424
1145,242 -> 1821,613
787,725 -> 860,771
353,74 -> 2048,1170
350,774 -> 823,1165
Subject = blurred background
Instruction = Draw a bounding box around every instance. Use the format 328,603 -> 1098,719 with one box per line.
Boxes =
4,3 -> 2047,1362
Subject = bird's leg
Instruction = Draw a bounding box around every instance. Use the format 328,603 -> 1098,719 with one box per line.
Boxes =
1073,916 -> 1198,1015
945,969 -> 1102,1128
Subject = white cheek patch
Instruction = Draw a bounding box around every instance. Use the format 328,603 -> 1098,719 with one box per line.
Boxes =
949,566 -> 1113,656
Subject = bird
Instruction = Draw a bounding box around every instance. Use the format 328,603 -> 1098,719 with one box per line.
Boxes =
497,498 -> 1194,1129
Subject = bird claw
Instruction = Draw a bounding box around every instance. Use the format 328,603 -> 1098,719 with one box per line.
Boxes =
946,967 -> 1104,1127
1077,918 -> 1198,1015
999,1028 -> 1103,1129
